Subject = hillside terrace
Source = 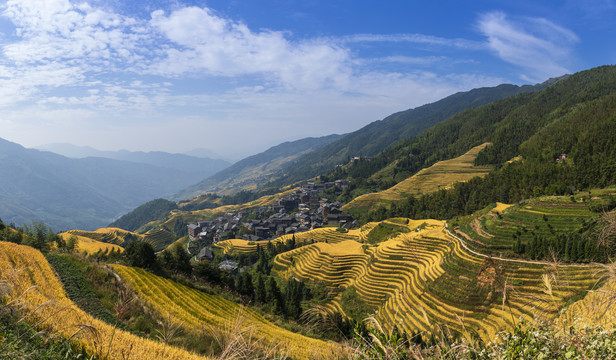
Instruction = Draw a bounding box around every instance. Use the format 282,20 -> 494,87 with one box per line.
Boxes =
187,181 -> 354,244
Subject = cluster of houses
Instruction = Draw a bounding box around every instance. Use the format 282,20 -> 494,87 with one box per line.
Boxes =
187,181 -> 355,246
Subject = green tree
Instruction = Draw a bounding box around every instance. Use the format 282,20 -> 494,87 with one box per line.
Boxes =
66,235 -> 78,251
124,241 -> 158,271
254,274 -> 267,304
266,277 -> 285,315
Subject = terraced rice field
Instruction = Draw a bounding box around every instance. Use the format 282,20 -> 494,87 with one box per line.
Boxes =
558,278 -> 616,329
58,232 -> 124,255
215,223 -> 382,255
343,143 -> 493,214
272,219 -> 601,342
113,265 -> 343,359
456,196 -> 597,253
63,227 -> 177,252
64,227 -> 144,246
142,228 -> 177,251
0,241 -> 209,360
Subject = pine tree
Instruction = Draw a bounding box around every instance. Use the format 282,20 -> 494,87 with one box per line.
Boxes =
254,274 -> 266,304
266,277 -> 285,315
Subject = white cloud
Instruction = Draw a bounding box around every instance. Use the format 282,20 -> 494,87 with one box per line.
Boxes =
0,0 -> 509,154
2,0 -> 145,66
341,33 -> 485,50
148,6 -> 352,90
477,11 -> 579,82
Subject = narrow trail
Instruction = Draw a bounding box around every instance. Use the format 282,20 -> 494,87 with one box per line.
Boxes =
444,227 -> 600,268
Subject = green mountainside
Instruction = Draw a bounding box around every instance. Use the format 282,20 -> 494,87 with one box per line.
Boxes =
347,65 -> 616,221
108,198 -> 179,232
264,79 -> 561,187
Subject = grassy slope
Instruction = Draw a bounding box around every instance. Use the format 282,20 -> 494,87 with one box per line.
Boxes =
112,265 -> 344,359
343,143 -> 493,215
58,232 -> 124,254
0,241 -> 209,360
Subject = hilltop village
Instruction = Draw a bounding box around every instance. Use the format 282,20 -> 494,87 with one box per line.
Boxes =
187,181 -> 354,246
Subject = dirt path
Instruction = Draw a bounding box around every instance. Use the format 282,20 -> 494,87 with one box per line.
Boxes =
519,209 -> 589,217
470,218 -> 494,238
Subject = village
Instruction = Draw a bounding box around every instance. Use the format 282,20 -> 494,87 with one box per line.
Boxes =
187,180 -> 354,261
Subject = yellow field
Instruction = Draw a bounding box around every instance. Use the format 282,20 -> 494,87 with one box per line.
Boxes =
0,241 -> 209,360
113,265 -> 344,359
493,202 -> 513,213
64,227 -> 145,245
215,223 -> 384,255
558,278 -> 616,329
343,143 -> 493,213
58,232 -> 124,255
272,219 -> 601,342
63,227 -> 178,252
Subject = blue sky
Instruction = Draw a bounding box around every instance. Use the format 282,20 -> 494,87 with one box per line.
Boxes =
0,0 -> 614,157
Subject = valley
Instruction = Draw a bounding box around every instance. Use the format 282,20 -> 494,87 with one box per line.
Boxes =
2,65 -> 616,359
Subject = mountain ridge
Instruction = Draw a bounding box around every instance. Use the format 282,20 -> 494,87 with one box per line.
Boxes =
265,77 -> 565,188
0,138 -> 226,231
34,143 -> 230,180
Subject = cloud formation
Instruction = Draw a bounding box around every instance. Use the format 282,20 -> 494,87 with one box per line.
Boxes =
0,0 -> 512,153
149,6 -> 352,90
477,11 -> 579,82
341,33 -> 484,50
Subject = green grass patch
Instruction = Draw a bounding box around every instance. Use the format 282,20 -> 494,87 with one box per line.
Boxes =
366,222 -> 410,244
339,286 -> 373,322
45,254 -> 128,330
0,311 -> 97,359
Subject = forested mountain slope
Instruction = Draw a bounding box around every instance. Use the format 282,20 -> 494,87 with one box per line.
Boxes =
351,65 -> 616,222
265,78 -> 560,187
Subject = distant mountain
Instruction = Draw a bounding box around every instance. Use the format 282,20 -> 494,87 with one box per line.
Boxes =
174,134 -> 345,200
265,78 -> 563,187
183,147 -> 237,162
35,143 -> 230,180
0,138 -> 228,230
35,143 -> 103,158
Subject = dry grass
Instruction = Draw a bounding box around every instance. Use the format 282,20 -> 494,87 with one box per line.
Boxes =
558,261 -> 616,329
0,241 -> 211,359
493,202 -> 513,213
113,264 -> 341,359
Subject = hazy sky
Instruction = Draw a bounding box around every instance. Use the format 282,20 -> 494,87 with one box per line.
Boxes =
0,0 -> 614,156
